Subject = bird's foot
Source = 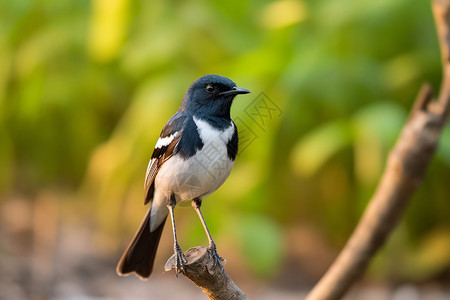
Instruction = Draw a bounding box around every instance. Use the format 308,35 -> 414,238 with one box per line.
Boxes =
208,242 -> 225,270
174,243 -> 187,276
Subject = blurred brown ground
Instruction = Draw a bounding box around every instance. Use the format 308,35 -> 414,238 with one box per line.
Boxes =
1,194 -> 449,300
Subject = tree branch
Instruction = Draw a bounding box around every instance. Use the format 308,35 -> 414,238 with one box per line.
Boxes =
305,1 -> 450,299
165,246 -> 248,300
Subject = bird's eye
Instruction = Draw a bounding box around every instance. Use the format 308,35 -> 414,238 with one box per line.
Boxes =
206,84 -> 216,93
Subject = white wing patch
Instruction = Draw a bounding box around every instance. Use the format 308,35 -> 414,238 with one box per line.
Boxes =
154,132 -> 178,149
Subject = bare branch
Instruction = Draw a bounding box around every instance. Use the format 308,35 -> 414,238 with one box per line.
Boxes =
165,247 -> 248,300
434,0 -> 450,115
305,1 -> 450,299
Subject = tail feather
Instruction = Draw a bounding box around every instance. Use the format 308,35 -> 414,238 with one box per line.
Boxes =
116,209 -> 166,279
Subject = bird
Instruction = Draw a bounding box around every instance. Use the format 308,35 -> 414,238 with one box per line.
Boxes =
116,74 -> 250,279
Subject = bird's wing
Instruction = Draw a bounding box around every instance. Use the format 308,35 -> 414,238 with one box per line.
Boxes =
144,114 -> 187,205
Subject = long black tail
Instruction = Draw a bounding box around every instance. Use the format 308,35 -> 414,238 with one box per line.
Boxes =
116,209 -> 166,279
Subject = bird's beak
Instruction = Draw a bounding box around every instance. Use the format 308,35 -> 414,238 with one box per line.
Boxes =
219,86 -> 251,96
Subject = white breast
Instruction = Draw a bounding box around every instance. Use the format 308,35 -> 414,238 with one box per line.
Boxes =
154,117 -> 235,203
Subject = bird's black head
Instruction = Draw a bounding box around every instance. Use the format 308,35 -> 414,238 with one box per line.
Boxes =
179,74 -> 250,119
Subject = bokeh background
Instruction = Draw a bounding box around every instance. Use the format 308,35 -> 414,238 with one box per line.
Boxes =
1,0 -> 450,299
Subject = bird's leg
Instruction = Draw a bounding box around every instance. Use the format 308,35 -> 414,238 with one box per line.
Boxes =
192,198 -> 225,268
168,194 -> 186,276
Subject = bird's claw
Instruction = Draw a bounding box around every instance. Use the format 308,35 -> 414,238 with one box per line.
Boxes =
208,242 -> 225,271
174,243 -> 187,276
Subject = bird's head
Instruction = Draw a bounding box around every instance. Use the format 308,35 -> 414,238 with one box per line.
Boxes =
179,74 -> 250,119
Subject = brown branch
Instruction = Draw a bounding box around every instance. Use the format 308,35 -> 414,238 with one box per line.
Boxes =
305,1 -> 450,299
165,247 -> 248,300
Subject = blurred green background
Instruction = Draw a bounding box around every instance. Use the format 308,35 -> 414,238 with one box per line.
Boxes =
1,0 -> 450,299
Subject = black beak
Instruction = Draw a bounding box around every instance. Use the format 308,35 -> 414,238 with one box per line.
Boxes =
219,86 -> 251,96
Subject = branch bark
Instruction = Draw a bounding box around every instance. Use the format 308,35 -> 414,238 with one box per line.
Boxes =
305,1 -> 450,299
165,246 -> 248,300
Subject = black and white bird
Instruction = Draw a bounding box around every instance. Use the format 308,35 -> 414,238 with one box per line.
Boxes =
117,74 -> 250,279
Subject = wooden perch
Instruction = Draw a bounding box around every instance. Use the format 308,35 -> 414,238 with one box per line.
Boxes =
165,246 -> 248,300
305,1 -> 450,300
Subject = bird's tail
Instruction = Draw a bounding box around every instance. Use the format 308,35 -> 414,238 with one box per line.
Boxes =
116,209 -> 166,279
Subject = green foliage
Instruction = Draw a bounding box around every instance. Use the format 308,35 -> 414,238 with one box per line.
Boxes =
233,213 -> 284,278
1,0 -> 449,281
